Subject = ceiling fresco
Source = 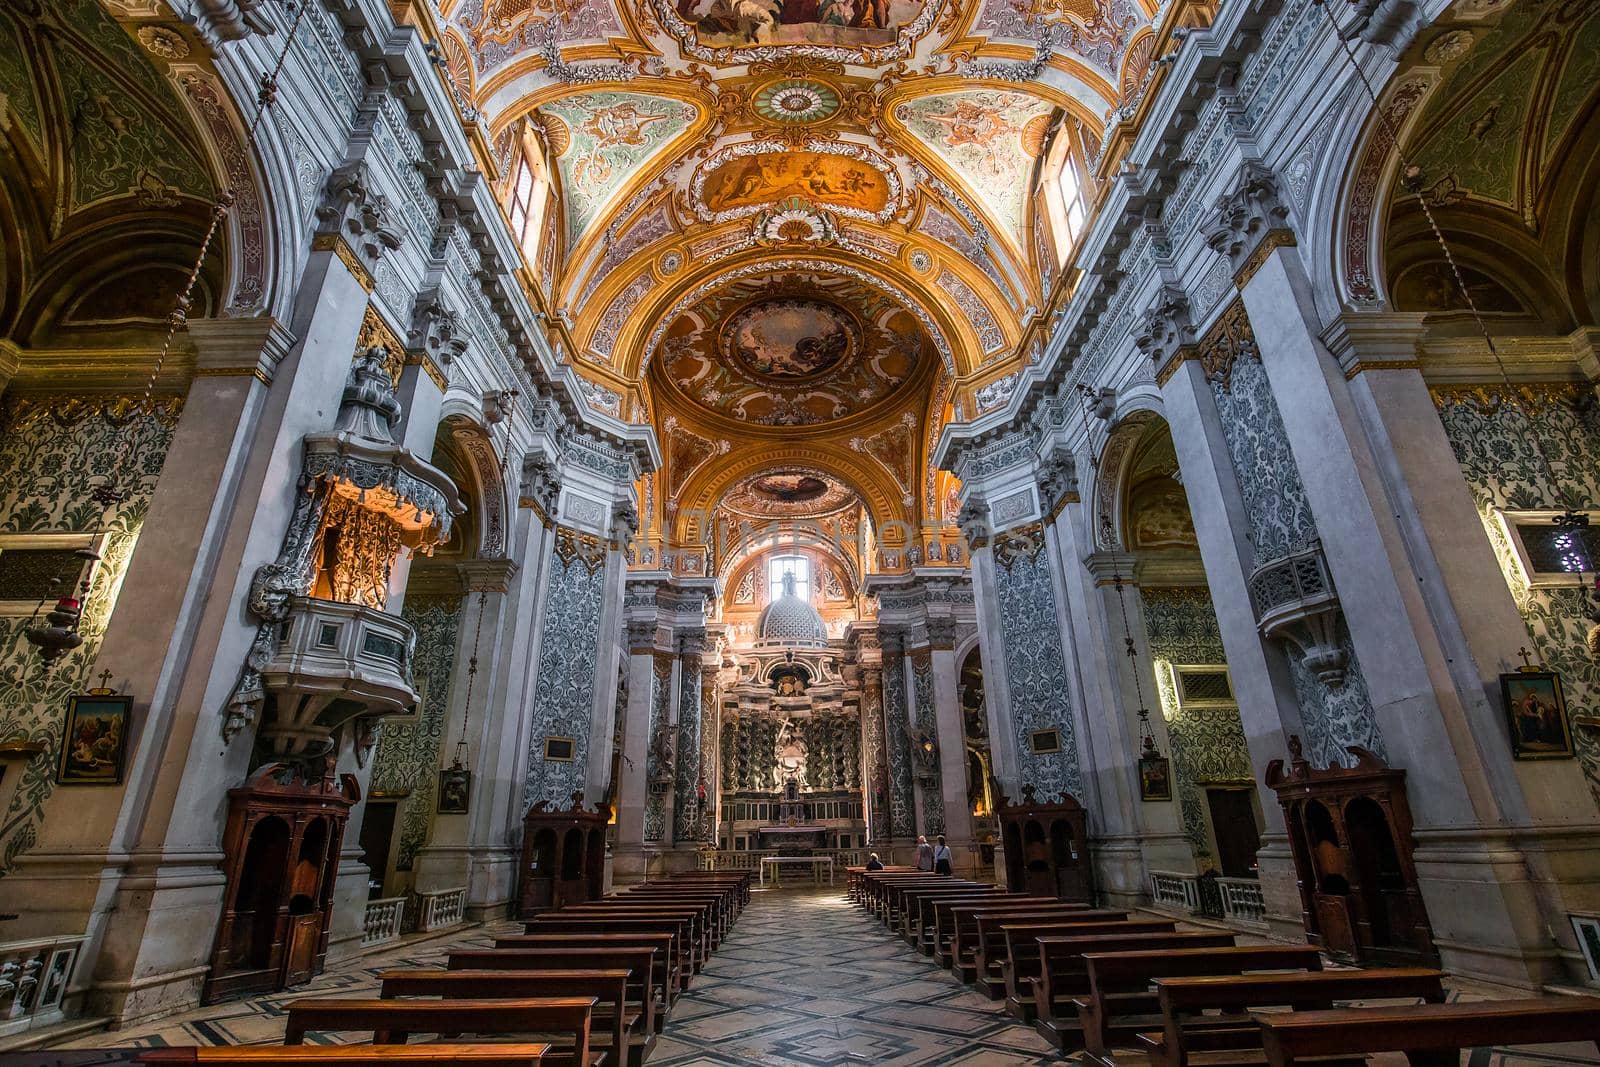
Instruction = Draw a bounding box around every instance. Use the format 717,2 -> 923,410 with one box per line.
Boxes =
893,89 -> 1055,245
654,270 -> 924,426
538,91 -> 700,246
434,0 -> 1156,545
721,469 -> 860,517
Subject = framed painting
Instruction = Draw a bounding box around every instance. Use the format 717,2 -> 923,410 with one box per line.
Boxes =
1500,670 -> 1574,759
57,693 -> 132,785
1138,753 -> 1173,801
437,767 -> 471,814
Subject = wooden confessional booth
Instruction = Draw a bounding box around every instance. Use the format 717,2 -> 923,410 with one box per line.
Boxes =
1266,739 -> 1436,966
998,786 -> 1094,903
205,760 -> 359,1002
517,797 -> 610,918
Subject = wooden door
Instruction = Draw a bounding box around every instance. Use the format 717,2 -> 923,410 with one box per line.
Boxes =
282,915 -> 323,987
1205,788 -> 1261,878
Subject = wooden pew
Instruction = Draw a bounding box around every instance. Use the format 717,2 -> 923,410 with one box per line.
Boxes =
933,897 -> 1062,968
487,935 -> 678,1007
976,911 -> 1135,1003
907,890 -> 1027,953
960,906 -> 1120,988
883,881 -> 991,928
1071,944 -> 1324,1061
283,997 -> 596,1066
895,886 -> 1009,942
545,905 -> 710,964
1026,931 -> 1237,1038
1142,967 -> 1446,1067
378,970 -> 646,1067
1254,998 -> 1600,1067
140,1048 -> 551,1065
522,916 -> 693,984
450,947 -> 670,1031
620,889 -> 732,940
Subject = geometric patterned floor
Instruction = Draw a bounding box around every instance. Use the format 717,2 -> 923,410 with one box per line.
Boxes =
44,885 -> 1600,1067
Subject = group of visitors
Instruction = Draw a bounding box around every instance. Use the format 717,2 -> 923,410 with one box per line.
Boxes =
862,834 -> 953,874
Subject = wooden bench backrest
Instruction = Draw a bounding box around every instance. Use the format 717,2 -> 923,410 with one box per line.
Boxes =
1085,945 -> 1324,993
448,948 -> 666,1007
140,1046 -> 553,1064
1158,967 -> 1444,1012
284,996 -> 595,1060
378,970 -> 631,1067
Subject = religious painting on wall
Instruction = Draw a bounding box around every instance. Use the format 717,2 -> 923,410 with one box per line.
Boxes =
677,0 -> 926,48
1499,669 -> 1574,759
1138,752 -> 1172,801
437,767 -> 472,814
56,693 -> 132,785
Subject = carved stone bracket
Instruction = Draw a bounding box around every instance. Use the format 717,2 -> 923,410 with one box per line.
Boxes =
315,163 -> 403,285
1248,540 -> 1348,687
1134,285 -> 1196,383
1035,448 -> 1079,520
408,287 -> 466,387
1206,162 -> 1296,286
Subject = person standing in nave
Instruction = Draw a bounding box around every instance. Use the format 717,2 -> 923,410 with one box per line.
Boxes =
915,834 -> 933,871
933,835 -> 953,875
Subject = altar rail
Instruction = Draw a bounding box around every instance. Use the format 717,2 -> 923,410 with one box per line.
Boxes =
1148,870 -> 1266,925
361,896 -> 406,947
416,885 -> 467,931
0,933 -> 86,1040
697,848 -> 870,872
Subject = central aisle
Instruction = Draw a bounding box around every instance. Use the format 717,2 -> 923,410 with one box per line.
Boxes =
650,885 -> 1070,1066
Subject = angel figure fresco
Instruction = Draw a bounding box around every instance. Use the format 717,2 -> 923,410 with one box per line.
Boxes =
924,99 -> 1022,176
570,102 -> 674,191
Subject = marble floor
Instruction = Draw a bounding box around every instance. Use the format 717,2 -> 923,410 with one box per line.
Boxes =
36,885 -> 1600,1067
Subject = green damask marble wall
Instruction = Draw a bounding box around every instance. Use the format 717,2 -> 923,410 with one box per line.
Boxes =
368,597 -> 462,891
1434,384 -> 1600,808
1142,587 -> 1254,862
0,395 -> 181,873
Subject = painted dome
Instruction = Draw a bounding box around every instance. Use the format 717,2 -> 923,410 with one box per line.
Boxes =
756,573 -> 828,646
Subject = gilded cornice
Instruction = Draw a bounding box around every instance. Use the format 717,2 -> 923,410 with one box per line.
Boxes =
1428,381 -> 1587,415
311,232 -> 375,293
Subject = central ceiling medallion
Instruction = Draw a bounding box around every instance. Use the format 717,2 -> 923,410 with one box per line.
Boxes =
753,78 -> 842,125
752,473 -> 830,503
723,298 -> 859,379
652,0 -> 950,66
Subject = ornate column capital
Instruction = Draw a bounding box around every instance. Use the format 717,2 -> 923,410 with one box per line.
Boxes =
1035,449 -> 1080,521
926,617 -> 959,651
458,557 -> 518,593
314,163 -> 403,290
1205,162 -> 1296,287
677,630 -> 706,659
519,451 -> 562,520
626,619 -> 659,653
1135,285 -> 1197,387
406,287 -> 465,390
1319,311 -> 1428,379
1084,552 -> 1140,587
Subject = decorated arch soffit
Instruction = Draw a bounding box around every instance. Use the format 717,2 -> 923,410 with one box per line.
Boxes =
674,445 -> 910,544
1339,0 -> 1600,308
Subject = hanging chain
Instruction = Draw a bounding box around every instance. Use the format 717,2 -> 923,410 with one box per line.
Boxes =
1309,0 -> 1595,621
92,2 -> 310,525
454,588 -> 490,768
1076,386 -> 1160,751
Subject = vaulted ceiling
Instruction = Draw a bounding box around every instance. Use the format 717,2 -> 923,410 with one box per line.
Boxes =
437,0 -> 1157,545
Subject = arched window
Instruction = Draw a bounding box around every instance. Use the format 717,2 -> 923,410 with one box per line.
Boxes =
1040,120 -> 1091,266
503,122 -> 550,261
767,555 -> 811,602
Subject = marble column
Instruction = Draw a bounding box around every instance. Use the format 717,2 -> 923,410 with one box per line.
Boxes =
10,167 -> 406,1019
1080,548 -> 1193,891
672,630 -> 708,846
411,557 -> 519,914
926,620 -> 977,871
1148,330 -> 1309,937
613,575 -> 667,884
851,626 -> 890,845
880,629 -> 917,843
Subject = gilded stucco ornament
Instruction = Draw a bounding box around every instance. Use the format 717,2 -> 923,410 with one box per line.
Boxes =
223,346 -> 463,749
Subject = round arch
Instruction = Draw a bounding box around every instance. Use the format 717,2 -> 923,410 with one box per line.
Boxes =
672,447 -> 906,545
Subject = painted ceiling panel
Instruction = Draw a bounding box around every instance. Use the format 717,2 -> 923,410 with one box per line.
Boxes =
538,91 -> 699,248
894,89 -> 1054,246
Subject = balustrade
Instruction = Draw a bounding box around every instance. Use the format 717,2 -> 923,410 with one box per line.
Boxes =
1218,876 -> 1266,923
361,896 -> 406,948
416,886 -> 467,932
0,934 -> 85,1039
1149,869 -> 1201,911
